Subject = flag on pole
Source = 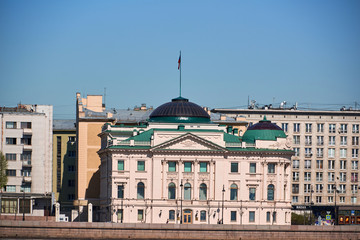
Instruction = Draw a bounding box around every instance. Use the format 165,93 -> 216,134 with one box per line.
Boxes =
178,53 -> 181,70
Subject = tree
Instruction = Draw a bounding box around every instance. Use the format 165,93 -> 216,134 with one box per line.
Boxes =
0,151 -> 7,191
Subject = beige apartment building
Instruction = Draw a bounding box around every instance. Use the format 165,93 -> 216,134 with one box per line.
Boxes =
212,107 -> 360,225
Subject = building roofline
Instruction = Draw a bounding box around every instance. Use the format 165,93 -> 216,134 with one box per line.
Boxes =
211,108 -> 360,116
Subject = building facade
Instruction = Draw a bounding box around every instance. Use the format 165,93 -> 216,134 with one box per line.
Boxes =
98,97 -> 293,225
52,120 -> 76,216
212,107 -> 360,225
0,104 -> 53,218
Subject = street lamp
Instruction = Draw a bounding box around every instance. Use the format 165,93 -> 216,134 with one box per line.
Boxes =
180,180 -> 183,224
221,185 -> 225,224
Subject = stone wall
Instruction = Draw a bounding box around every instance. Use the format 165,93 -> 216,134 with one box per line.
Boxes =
1,220 -> 359,239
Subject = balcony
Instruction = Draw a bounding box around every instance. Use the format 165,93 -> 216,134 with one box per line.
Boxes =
22,176 -> 32,182
22,160 -> 32,166
22,144 -> 32,150
23,128 -> 32,135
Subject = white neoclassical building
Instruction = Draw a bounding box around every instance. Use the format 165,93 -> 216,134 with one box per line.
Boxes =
98,97 -> 293,225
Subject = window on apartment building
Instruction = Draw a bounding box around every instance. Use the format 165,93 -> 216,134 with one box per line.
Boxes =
184,183 -> 191,200
6,121 -> 17,129
250,163 -> 256,173
117,210 -> 123,221
200,211 -> 206,222
294,148 -> 300,157
305,123 -> 312,133
118,185 -> 124,199
328,184 -> 335,194
138,209 -> 144,221
305,148 -> 312,158
293,123 -> 300,133
292,196 -> 298,203
6,170 -> 16,176
304,196 -> 310,203
249,211 -> 255,222
316,160 -> 323,169
266,212 -> 271,222
305,136 -> 312,145
304,184 -> 311,193
304,160 -> 311,169
21,151 -> 31,162
316,184 -> 323,193
68,136 -> 76,142
249,188 -> 256,201
20,122 -> 31,129
230,184 -> 238,200
317,136 -> 324,146
6,138 -> 17,145
184,162 -> 192,172
328,173 -> 336,183
21,168 -> 31,177
137,182 -> 145,199
267,184 -> 274,201
328,160 -> 335,170
118,160 -> 124,171
353,124 -> 359,133
19,199 -> 31,214
168,162 -> 176,172
328,149 -> 335,158
168,183 -> 176,199
231,162 -> 238,173
316,196 -> 322,203
137,160 -> 145,171
5,153 -> 16,161
304,172 -> 311,181
340,160 -> 347,170
339,185 -> 346,194
317,124 -> 324,133
316,148 -> 323,158
199,162 -> 208,172
352,149 -> 359,158
340,196 -> 345,203
340,136 -> 347,146
340,149 -> 347,158
329,136 -> 336,146
231,211 -> 237,222
5,185 -> 16,192
328,196 -> 334,203
351,185 -> 358,194
268,163 -> 275,173
293,172 -> 299,181
340,172 -> 346,182
21,184 -> 31,193
281,123 -> 288,132
351,197 -> 357,204
68,151 -> 76,158
169,210 -> 175,221
21,136 -> 31,145
351,173 -> 358,183
68,194 -> 75,201
340,124 -> 347,134
329,124 -> 336,133
199,183 -> 207,200
316,172 -> 323,182
68,165 -> 75,172
293,136 -> 300,145
68,179 -> 75,187
293,160 -> 299,169
352,137 -> 359,146
352,160 -> 359,170
291,185 -> 298,194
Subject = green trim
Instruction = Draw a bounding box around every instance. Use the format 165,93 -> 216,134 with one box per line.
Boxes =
242,129 -> 287,143
149,116 -> 211,123
223,132 -> 241,143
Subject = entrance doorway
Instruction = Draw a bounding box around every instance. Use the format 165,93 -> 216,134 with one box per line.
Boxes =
183,209 -> 192,224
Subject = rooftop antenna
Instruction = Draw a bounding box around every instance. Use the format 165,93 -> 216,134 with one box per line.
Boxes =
178,51 -> 182,97
104,87 -> 106,107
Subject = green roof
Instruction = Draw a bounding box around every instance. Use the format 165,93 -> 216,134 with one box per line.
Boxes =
242,129 -> 286,143
223,132 -> 241,143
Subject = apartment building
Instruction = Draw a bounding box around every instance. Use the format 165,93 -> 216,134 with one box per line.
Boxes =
212,107 -> 360,225
0,104 -> 53,218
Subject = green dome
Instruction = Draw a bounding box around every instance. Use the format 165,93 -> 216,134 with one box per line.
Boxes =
242,116 -> 287,143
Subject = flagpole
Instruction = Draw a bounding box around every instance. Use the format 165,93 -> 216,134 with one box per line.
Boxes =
179,51 -> 182,97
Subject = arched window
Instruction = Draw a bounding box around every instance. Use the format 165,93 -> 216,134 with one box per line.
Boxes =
168,182 -> 176,199
184,183 -> 191,200
230,184 -> 238,200
137,182 -> 145,199
199,183 -> 207,200
267,184 -> 274,201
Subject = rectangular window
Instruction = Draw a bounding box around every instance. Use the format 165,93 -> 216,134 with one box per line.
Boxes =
231,162 -> 238,173
21,184 -> 31,193
317,136 -> 324,146
6,170 -> 16,176
249,163 -> 256,173
6,153 -> 16,161
328,160 -> 335,170
6,122 -> 17,129
293,160 -> 299,169
353,124 -> 359,133
118,185 -> 124,198
305,123 -> 312,133
352,137 -> 359,146
316,148 -> 323,158
19,199 -> 31,214
305,136 -> 312,145
305,148 -> 312,158
292,184 -> 299,194
340,136 -> 347,146
231,211 -> 237,222
294,148 -> 300,157
304,160 -> 311,169
351,197 -> 357,204
304,196 -> 310,203
339,184 -> 346,194
328,196 -> 334,203
21,136 -> 31,145
21,168 -> 31,177
118,160 -> 124,171
68,165 -> 75,172
329,124 -> 336,133
328,149 -> 335,158
328,172 -> 335,182
340,124 -> 347,134
5,185 -> 16,192
316,172 -> 323,182
169,210 -> 175,221
117,210 -> 123,222
293,123 -> 300,133
292,196 -> 298,203
168,162 -> 176,172
268,163 -> 275,174
304,172 -> 311,181
316,196 -> 322,203
266,212 -> 271,222
293,136 -> 300,145
199,162 -> 208,172
6,138 -> 17,145
316,160 -> 323,169
352,160 -> 359,170
137,161 -> 145,171
340,160 -> 346,170
200,211 -> 206,222
317,124 -> 324,133
68,136 -> 76,142
68,179 -> 75,187
351,185 -> 358,194
316,184 -> 323,193
21,122 -> 31,129
281,123 -> 288,132
351,173 -> 358,182
184,162 -> 192,172
249,211 -> 255,222
249,188 -> 256,201
329,136 -> 336,146
304,184 -> 311,193
293,172 -> 299,181
352,149 -> 359,158
68,151 -> 76,158
340,196 -> 345,203
138,209 -> 144,221
340,149 -> 347,158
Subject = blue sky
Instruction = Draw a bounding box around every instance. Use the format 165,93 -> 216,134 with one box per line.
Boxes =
1,0 -> 359,119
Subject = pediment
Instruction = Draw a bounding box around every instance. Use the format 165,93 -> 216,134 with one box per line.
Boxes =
151,133 -> 226,152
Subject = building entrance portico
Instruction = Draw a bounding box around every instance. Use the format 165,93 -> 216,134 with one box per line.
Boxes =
183,209 -> 192,224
